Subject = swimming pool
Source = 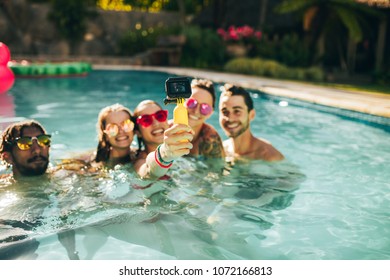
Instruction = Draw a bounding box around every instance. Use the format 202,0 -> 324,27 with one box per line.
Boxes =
0,69 -> 389,260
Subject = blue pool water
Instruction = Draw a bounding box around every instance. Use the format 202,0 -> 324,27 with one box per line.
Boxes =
0,70 -> 389,260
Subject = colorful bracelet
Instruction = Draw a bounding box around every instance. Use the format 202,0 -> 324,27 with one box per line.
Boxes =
157,144 -> 174,165
154,149 -> 173,168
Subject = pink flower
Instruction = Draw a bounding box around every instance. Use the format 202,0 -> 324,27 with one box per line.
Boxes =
217,28 -> 226,36
217,25 -> 262,44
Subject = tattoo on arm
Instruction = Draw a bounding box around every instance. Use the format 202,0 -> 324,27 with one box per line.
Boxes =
199,133 -> 224,158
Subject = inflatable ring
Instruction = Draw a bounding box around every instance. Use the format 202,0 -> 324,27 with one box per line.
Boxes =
8,61 -> 92,77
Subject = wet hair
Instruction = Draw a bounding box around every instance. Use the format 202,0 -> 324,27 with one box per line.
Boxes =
0,120 -> 47,154
221,83 -> 254,111
191,79 -> 216,109
95,103 -> 133,163
133,100 -> 163,154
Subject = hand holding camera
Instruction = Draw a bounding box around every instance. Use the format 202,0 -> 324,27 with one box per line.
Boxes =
159,123 -> 194,162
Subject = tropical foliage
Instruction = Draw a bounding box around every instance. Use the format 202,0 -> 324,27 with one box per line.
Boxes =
181,25 -> 226,69
275,0 -> 381,72
48,0 -> 97,43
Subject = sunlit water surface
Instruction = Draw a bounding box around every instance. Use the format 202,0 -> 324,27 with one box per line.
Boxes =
0,70 -> 389,260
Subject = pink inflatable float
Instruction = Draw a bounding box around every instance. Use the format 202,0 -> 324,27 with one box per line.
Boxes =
0,42 -> 15,94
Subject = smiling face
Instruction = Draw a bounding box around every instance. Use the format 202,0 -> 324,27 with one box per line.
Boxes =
186,87 -> 214,129
104,110 -> 134,150
8,126 -> 50,177
219,95 -> 255,138
135,103 -> 169,149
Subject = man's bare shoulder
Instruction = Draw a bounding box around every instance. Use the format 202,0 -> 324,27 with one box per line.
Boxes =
254,137 -> 284,161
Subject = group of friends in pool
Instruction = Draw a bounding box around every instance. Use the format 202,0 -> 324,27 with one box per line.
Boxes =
0,78 -> 286,259
0,79 -> 284,182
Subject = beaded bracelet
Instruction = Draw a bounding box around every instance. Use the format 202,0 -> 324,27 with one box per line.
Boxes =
157,144 -> 174,165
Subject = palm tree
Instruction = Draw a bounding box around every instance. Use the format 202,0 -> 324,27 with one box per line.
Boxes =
354,0 -> 389,72
275,0 -> 381,73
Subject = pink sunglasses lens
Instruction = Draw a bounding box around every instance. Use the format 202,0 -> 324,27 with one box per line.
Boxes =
200,104 -> 212,115
186,98 -> 197,109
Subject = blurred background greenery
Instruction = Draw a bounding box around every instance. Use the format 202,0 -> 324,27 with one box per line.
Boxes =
1,0 -> 389,88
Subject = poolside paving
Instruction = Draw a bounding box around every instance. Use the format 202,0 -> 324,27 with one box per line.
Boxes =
95,65 -> 390,119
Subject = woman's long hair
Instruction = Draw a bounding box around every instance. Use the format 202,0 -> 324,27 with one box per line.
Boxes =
133,100 -> 163,155
95,103 -> 133,163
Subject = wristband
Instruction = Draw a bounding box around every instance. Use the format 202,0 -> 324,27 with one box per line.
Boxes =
157,144 -> 174,165
154,150 -> 173,168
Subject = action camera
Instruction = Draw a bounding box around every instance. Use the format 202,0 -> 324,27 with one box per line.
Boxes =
165,77 -> 192,99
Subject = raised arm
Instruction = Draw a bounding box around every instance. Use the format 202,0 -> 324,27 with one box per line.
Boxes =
133,123 -> 194,180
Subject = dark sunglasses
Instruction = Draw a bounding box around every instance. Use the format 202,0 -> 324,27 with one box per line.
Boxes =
185,98 -> 212,116
104,119 -> 134,138
11,134 -> 51,151
137,110 -> 168,128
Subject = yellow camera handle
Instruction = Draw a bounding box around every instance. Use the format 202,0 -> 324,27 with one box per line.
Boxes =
173,98 -> 188,125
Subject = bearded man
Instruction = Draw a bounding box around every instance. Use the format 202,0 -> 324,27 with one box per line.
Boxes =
219,84 -> 284,162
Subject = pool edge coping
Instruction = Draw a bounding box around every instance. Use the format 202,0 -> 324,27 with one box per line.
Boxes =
92,65 -> 390,119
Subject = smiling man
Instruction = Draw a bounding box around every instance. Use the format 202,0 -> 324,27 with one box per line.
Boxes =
219,84 -> 284,162
0,120 -> 51,179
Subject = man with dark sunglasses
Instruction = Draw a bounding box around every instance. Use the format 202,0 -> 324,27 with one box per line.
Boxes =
0,120 -> 50,259
219,84 -> 284,162
0,120 -> 50,179
0,120 -> 79,260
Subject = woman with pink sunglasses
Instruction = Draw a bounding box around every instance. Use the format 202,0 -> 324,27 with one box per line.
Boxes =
185,79 -> 225,159
133,100 -> 196,178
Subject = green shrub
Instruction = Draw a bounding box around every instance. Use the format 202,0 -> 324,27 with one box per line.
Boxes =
372,70 -> 390,85
224,58 -> 253,74
249,59 -> 266,76
294,68 -> 307,81
118,24 -> 182,56
181,25 -> 225,69
118,28 -> 159,56
253,33 -> 311,68
224,57 -> 325,82
262,60 -> 288,78
305,67 -> 326,82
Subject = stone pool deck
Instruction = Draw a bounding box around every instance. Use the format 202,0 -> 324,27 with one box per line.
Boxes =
95,65 -> 390,119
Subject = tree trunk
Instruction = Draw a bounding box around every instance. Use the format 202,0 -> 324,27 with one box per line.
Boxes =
316,32 -> 325,66
212,0 -> 225,28
176,0 -> 186,26
375,17 -> 387,72
347,38 -> 357,74
258,0 -> 268,29
337,41 -> 348,72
